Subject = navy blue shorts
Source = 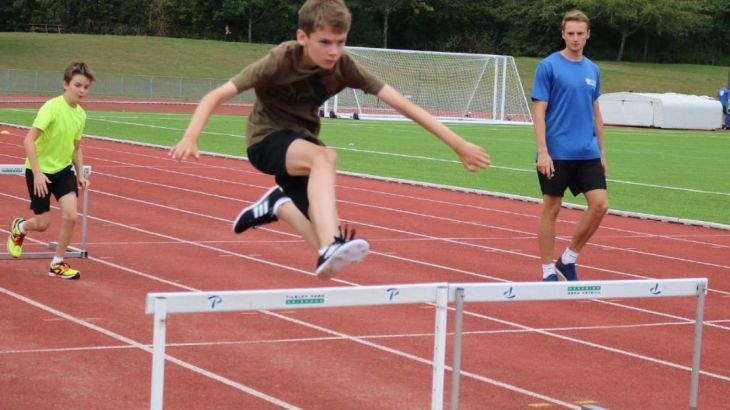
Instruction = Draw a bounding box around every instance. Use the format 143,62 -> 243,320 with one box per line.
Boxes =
247,129 -> 324,217
537,159 -> 606,197
26,165 -> 78,214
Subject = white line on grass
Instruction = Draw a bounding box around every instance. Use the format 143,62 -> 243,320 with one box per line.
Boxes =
331,146 -> 730,196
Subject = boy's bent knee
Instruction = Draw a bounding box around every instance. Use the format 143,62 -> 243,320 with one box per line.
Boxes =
35,220 -> 51,232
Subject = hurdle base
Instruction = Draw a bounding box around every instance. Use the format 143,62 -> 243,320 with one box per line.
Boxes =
0,242 -> 88,260
48,242 -> 88,258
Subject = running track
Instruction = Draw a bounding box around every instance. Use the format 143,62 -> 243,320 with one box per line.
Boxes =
1,119 -> 729,409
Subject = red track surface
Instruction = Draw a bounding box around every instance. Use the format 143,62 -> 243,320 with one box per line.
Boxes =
1,115 -> 729,409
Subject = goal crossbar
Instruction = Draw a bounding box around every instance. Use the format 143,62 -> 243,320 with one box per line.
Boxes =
325,46 -> 532,124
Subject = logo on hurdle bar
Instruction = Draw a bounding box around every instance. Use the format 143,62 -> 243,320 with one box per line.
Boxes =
567,285 -> 602,296
1,165 -> 24,174
649,283 -> 662,295
285,293 -> 325,305
208,295 -> 223,309
503,287 -> 516,299
386,287 -> 400,301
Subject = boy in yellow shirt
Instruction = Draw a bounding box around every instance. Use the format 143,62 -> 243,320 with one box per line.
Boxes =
7,62 -> 95,279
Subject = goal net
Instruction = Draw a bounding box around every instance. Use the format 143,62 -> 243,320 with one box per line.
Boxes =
323,47 -> 532,124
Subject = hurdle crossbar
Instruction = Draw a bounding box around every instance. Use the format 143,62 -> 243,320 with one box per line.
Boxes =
145,279 -> 707,410
145,283 -> 450,410
0,164 -> 91,260
448,278 -> 708,410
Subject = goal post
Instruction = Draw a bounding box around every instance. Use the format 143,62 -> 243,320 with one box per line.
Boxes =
327,47 -> 532,124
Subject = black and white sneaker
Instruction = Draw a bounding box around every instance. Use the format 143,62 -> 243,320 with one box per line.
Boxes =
233,186 -> 290,233
315,225 -> 369,280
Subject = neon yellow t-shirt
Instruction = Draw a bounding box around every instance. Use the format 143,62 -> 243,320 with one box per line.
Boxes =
25,95 -> 87,174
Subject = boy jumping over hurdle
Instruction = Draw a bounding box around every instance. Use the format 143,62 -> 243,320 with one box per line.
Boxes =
169,0 -> 490,279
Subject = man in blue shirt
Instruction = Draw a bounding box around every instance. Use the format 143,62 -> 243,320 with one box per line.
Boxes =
531,9 -> 608,281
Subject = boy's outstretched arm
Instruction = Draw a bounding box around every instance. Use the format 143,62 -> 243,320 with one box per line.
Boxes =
377,84 -> 490,172
169,81 -> 238,161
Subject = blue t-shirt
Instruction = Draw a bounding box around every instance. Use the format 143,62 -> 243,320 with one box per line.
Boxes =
531,52 -> 601,160
718,87 -> 729,111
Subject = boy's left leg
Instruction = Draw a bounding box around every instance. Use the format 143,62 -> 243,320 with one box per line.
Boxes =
284,139 -> 340,245
49,192 -> 81,280
54,192 -> 79,257
284,138 -> 369,279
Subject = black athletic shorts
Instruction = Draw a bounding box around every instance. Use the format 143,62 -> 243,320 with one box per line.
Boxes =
25,165 -> 78,214
247,129 -> 324,217
537,159 -> 606,197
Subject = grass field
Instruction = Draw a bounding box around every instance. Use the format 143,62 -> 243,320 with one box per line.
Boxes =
1,32 -> 728,98
2,107 -> 728,226
1,33 -> 729,226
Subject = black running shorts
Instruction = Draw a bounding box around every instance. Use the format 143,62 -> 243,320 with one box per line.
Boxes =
537,159 -> 606,197
247,129 -> 323,217
25,165 -> 79,214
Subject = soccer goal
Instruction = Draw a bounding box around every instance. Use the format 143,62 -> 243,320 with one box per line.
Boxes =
323,47 -> 532,124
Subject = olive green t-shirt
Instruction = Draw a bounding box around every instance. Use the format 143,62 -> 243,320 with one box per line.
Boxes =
231,41 -> 385,147
25,95 -> 86,174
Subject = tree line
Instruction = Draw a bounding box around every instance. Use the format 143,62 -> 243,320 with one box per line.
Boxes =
2,0 -> 728,64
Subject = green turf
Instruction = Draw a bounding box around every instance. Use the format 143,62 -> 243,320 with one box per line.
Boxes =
0,33 -> 272,78
2,33 -> 728,226
2,107 -> 728,225
1,33 -> 728,98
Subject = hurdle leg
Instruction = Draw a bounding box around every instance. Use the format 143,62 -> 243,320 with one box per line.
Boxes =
689,282 -> 707,410
449,288 -> 465,410
79,165 -> 90,254
431,285 -> 448,410
150,297 -> 168,410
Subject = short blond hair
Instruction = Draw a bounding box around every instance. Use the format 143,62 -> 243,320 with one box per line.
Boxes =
561,9 -> 590,32
64,61 -> 95,83
298,0 -> 351,34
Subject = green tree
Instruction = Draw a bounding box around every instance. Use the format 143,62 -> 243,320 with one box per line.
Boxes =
215,0 -> 294,43
9,0 -> 65,31
351,0 -> 433,48
147,0 -> 173,36
577,0 -> 706,61
413,0 -> 500,53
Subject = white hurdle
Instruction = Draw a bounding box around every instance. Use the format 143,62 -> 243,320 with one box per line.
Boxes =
0,164 -> 91,259
448,279 -> 708,410
145,278 -> 707,410
145,283 -> 450,410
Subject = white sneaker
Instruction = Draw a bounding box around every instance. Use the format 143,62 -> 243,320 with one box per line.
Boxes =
315,227 -> 369,280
